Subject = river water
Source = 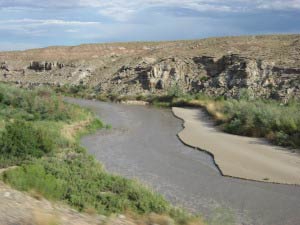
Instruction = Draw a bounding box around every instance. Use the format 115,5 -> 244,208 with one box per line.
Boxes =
68,98 -> 300,225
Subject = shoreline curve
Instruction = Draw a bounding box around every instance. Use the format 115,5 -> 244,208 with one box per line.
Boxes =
172,107 -> 300,185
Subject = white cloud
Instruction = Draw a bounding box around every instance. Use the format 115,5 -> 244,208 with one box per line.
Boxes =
80,0 -> 237,21
2,1 -> 300,15
0,0 -> 80,9
0,19 -> 102,37
0,1 -> 298,51
66,29 -> 79,33
257,0 -> 300,10
0,19 -> 100,26
78,0 -> 300,21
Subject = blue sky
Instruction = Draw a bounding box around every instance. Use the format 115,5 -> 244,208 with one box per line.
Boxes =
0,0 -> 300,51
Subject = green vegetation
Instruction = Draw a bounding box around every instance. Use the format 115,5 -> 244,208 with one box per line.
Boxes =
55,83 -> 300,149
3,154 -> 169,215
147,90 -> 300,150
221,99 -> 300,148
0,84 -> 76,121
0,83 -> 204,225
0,83 -> 88,168
0,120 -> 53,159
54,84 -> 95,100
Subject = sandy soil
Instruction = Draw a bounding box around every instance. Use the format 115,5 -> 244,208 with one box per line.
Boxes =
172,107 -> 300,185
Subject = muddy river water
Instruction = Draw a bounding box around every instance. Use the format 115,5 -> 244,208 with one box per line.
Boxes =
68,98 -> 300,225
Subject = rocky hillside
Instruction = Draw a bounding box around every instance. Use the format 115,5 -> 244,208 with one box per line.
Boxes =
0,34 -> 300,101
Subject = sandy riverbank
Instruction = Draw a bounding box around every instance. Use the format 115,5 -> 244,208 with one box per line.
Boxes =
172,107 -> 300,185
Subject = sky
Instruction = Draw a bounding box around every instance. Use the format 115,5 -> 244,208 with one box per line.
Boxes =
0,0 -> 300,51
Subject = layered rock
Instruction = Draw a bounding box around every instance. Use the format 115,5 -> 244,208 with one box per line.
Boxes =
105,54 -> 300,101
29,61 -> 64,71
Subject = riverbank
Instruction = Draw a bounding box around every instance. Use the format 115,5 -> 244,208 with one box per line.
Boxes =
173,107 -> 300,185
0,84 -> 205,225
54,85 -> 300,151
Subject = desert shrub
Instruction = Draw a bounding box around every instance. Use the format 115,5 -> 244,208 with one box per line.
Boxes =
2,164 -> 66,200
0,92 -> 4,102
221,98 -> 300,149
223,118 -> 243,134
0,120 -> 53,160
86,119 -> 104,132
68,84 -> 89,96
290,133 -> 300,148
238,88 -> 255,100
167,83 -> 184,98
273,131 -> 290,146
194,93 -> 211,101
54,84 -> 92,98
200,76 -> 209,82
0,84 -> 73,122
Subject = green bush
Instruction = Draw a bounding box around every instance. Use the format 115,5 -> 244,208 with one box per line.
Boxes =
167,84 -> 184,98
0,120 -> 53,159
224,118 -> 242,134
2,164 -> 66,200
273,131 -> 290,146
86,119 -> 103,132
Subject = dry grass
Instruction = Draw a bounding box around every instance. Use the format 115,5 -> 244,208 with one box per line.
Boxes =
29,189 -> 44,200
122,212 -> 207,225
205,102 -> 226,122
185,99 -> 226,122
33,210 -> 60,225
83,207 -> 97,216
147,213 -> 175,225
61,118 -> 91,142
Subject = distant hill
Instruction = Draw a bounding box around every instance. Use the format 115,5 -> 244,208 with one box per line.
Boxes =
0,34 -> 299,101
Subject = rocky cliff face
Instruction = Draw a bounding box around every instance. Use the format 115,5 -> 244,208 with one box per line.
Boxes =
97,54 -> 300,101
0,34 -> 299,101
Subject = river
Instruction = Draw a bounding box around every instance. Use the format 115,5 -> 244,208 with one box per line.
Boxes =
68,98 -> 300,225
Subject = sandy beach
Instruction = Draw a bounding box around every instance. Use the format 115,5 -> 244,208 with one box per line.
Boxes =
172,107 -> 300,185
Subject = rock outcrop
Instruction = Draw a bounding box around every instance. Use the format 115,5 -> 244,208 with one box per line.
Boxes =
29,61 -> 64,71
103,54 -> 300,101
